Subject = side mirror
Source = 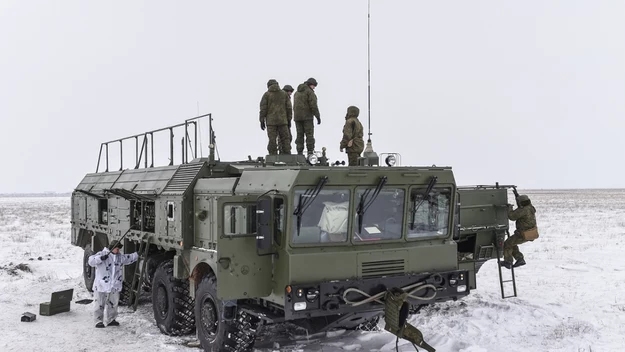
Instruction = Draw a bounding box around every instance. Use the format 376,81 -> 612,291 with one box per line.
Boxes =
256,198 -> 272,250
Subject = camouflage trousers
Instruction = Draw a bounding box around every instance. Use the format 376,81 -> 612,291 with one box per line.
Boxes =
94,291 -> 119,324
267,124 -> 291,155
347,152 -> 360,166
503,231 -> 527,263
277,127 -> 293,154
295,120 -> 315,154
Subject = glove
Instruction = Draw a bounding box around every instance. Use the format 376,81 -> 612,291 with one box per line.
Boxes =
100,254 -> 109,261
347,140 -> 353,148
287,120 -> 291,128
340,147 -> 344,152
260,121 -> 266,130
316,116 -> 321,125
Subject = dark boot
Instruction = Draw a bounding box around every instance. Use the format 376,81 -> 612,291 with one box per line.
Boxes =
513,258 -> 526,268
95,322 -> 105,328
499,261 -> 512,269
107,320 -> 119,326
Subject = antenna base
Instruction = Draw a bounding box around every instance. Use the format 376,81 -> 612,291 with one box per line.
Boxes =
359,139 -> 379,166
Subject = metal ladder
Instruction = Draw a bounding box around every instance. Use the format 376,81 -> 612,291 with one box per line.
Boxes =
495,230 -> 517,299
130,236 -> 151,311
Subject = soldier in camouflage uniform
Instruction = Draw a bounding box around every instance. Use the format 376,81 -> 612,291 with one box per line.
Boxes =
293,78 -> 320,155
259,79 -> 292,155
500,194 -> 537,269
277,85 -> 294,154
339,106 -> 364,166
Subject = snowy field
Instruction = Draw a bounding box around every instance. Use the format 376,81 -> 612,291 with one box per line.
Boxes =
1,190 -> 624,352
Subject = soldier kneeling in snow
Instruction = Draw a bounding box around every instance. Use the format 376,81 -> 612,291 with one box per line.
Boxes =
88,241 -> 138,328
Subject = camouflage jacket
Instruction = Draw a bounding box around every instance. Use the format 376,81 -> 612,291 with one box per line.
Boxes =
508,205 -> 537,231
293,83 -> 320,121
88,247 -> 139,293
259,83 -> 292,126
339,106 -> 364,153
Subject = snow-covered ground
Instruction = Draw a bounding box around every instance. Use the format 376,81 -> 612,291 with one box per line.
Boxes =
1,190 -> 624,352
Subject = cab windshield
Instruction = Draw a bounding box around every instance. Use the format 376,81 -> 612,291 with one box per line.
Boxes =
291,188 -> 350,244
354,188 -> 405,242
407,187 -> 451,238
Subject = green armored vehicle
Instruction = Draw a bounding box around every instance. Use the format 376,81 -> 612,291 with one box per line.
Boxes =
70,115 -> 513,351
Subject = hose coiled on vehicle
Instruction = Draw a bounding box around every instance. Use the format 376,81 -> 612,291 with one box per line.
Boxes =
342,281 -> 437,307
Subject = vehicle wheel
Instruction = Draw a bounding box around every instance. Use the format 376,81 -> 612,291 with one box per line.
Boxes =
83,244 -> 95,292
143,253 -> 167,292
195,274 -> 258,352
152,260 -> 195,335
355,315 -> 381,332
119,281 -> 135,306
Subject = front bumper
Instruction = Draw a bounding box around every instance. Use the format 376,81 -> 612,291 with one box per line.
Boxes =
284,270 -> 469,320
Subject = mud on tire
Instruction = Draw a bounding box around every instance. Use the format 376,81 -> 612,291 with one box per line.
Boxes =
83,244 -> 95,292
195,274 -> 258,352
152,259 -> 195,335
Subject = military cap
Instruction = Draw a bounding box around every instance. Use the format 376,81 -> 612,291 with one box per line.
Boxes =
267,79 -> 278,88
283,85 -> 294,92
517,195 -> 530,202
305,77 -> 318,86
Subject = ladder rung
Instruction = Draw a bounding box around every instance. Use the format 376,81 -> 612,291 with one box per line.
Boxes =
502,280 -> 514,283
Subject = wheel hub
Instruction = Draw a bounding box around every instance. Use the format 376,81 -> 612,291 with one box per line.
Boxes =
200,296 -> 218,342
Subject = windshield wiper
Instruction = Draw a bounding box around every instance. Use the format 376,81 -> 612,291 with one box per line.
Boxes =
293,176 -> 328,236
410,176 -> 438,230
356,176 -> 388,233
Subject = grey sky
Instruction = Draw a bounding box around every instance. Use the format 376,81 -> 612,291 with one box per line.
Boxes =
1,0 -> 623,193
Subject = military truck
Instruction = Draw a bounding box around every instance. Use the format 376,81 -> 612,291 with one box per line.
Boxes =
71,114 -> 513,351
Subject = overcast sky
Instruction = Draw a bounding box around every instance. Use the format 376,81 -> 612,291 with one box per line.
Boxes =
1,0 -> 623,193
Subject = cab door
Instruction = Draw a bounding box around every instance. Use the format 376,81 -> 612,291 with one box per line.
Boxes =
216,195 -> 273,300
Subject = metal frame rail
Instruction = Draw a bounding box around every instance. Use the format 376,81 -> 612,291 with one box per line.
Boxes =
95,113 -> 213,173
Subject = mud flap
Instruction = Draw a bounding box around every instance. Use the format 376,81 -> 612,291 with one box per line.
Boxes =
383,288 -> 436,352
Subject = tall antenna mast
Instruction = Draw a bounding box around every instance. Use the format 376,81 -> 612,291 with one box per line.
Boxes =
367,0 -> 371,142
362,0 -> 378,165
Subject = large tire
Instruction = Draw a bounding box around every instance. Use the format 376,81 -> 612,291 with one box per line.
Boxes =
151,260 -> 195,336
83,244 -> 95,292
195,274 -> 258,352
119,282 -> 134,306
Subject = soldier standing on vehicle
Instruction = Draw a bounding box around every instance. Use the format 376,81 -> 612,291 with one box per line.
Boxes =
339,106 -> 364,166
277,84 -> 295,154
293,77 -> 320,155
259,79 -> 292,155
88,242 -> 139,328
500,194 -> 538,269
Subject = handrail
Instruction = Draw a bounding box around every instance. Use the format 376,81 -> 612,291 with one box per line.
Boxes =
95,114 -> 212,173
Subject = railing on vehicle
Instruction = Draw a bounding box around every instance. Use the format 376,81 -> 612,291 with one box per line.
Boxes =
456,183 -> 517,191
95,114 -> 216,173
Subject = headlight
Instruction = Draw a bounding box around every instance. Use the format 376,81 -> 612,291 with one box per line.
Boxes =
385,155 -> 396,167
294,302 -> 307,311
457,285 -> 467,293
307,154 -> 318,164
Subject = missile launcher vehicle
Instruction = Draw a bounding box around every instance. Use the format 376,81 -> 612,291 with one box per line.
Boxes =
71,114 -> 514,351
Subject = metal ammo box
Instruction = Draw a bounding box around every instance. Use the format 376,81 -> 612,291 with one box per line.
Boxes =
39,288 -> 74,316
